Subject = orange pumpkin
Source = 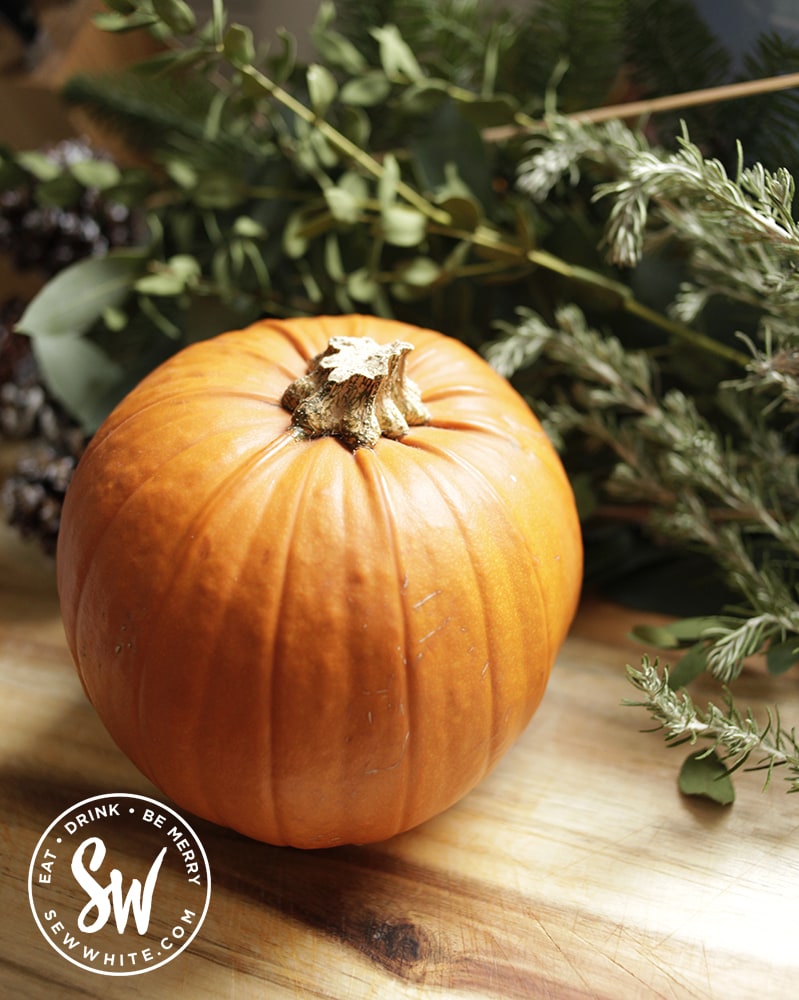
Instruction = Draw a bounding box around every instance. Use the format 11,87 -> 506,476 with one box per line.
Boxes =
57,315 -> 582,848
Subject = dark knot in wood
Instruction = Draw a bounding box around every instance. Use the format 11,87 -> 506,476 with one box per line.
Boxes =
362,915 -> 433,977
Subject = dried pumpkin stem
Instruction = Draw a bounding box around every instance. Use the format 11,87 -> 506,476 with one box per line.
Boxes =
282,336 -> 430,450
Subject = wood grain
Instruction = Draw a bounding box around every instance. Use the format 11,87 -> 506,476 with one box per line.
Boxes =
1,517 -> 798,999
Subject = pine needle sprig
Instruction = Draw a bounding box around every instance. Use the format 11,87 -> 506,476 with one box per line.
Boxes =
517,117 -> 799,345
595,127 -> 799,270
486,301 -> 799,693
624,657 -> 799,792
516,116 -> 648,204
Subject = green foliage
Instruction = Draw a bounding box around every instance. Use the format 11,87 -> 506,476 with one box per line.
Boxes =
510,0 -> 628,112
494,118 -> 799,798
678,750 -> 735,806
623,0 -> 730,142
625,658 -> 799,796
6,0 -> 799,801
721,31 -> 799,180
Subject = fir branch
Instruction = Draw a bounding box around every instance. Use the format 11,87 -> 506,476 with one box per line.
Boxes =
624,657 -> 799,791
720,31 -> 799,180
516,116 -> 648,203
595,127 -> 799,269
623,0 -> 730,133
507,0 -> 626,112
701,615 -> 789,684
487,303 -> 799,689
738,334 -> 799,412
62,71 -> 256,168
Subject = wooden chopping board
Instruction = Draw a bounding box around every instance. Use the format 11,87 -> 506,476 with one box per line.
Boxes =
1,518 -> 798,999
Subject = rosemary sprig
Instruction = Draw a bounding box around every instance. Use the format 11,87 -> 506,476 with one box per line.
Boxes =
624,657 -> 799,793
497,116 -> 799,798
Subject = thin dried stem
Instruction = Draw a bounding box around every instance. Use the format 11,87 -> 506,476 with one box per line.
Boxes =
483,72 -> 799,143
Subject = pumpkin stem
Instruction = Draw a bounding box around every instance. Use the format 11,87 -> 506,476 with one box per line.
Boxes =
282,336 -> 430,449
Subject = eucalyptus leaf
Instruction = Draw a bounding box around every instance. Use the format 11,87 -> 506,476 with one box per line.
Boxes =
347,268 -> 378,302
270,28 -> 297,83
92,10 -> 159,32
238,238 -> 270,289
298,262 -> 323,304
309,130 -> 339,169
667,616 -> 737,642
630,616 -> 731,650
371,24 -> 425,82
307,64 -> 338,117
211,245 -> 233,294
339,105 -> 371,148
166,160 -> 198,190
629,623 -> 683,649
311,1 -> 366,74
168,255 -> 201,282
16,254 -> 146,340
324,233 -> 345,282
437,194 -> 481,231
223,23 -> 255,67
35,173 -> 83,208
325,187 -> 360,223
338,171 -> 369,202
667,642 -> 709,689
135,272 -> 187,296
678,751 -> 735,805
397,256 -> 442,287
204,91 -> 227,143
381,205 -> 427,247
283,210 -> 310,259
233,216 -> 267,239
766,637 -> 799,676
333,283 -> 355,313
138,295 -> 182,339
31,336 -> 125,433
152,0 -> 196,35
340,72 -> 392,107
102,306 -> 128,332
397,79 -> 449,116
69,159 -> 122,191
378,153 -> 400,210
15,151 -> 62,182
106,168 -> 153,207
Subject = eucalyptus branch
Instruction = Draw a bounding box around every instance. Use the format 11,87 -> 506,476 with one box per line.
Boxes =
237,66 -> 451,225
624,657 -> 799,792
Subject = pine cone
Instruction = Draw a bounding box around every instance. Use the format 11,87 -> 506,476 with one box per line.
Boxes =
0,442 -> 82,556
0,137 -> 141,276
0,138 -> 144,553
0,297 -> 34,388
1,295 -> 89,554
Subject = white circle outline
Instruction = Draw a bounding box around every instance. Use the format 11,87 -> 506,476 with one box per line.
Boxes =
27,792 -> 211,977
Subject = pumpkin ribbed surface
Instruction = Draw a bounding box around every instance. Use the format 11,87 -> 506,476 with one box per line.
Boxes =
57,314 -> 582,848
